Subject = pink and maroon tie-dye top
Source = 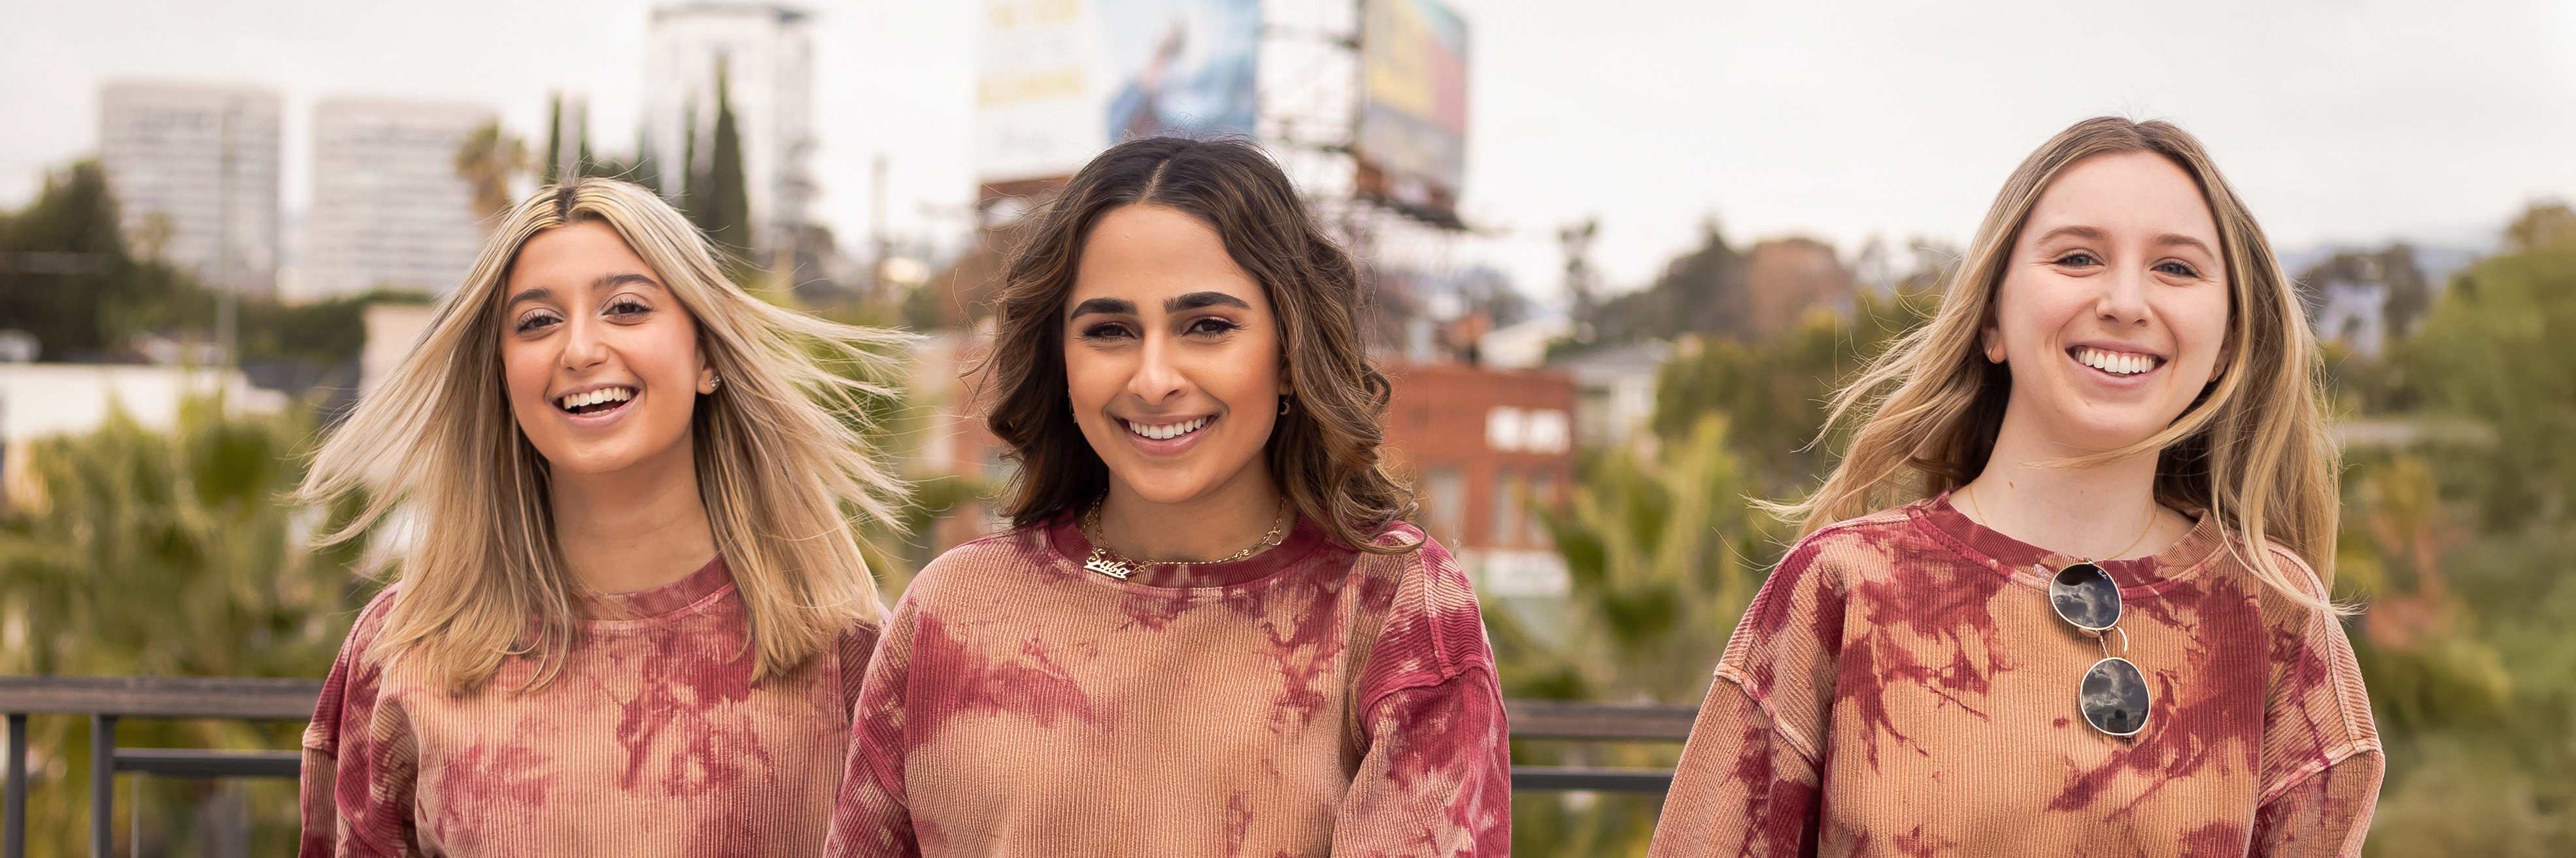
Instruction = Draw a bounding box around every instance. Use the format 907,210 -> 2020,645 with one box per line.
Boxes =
1649,496 -> 2382,857
823,514 -> 1511,857
299,556 -> 880,857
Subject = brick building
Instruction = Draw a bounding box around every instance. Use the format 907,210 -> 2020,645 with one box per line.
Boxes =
1377,360 -> 1576,600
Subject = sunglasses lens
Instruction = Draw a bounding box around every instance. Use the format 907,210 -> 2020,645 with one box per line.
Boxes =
2079,657 -> 2152,736
2050,562 -> 2122,631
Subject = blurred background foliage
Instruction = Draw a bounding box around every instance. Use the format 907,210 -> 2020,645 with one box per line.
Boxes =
4,154 -> 2572,852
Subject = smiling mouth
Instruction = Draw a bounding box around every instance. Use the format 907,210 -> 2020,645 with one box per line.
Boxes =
556,386 -> 637,416
1124,414 -> 1214,441
2069,346 -> 2165,376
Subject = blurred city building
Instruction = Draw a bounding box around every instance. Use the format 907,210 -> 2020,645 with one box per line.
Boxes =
1378,359 -> 1574,602
1550,339 -> 1673,456
97,81 -> 282,297
301,98 -> 495,302
644,3 -> 817,261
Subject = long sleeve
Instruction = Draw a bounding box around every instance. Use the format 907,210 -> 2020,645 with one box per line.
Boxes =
1648,533 -> 1846,858
2252,750 -> 2382,857
299,591 -> 418,858
1330,665 -> 1512,857
824,596 -> 921,858
2251,569 -> 2384,858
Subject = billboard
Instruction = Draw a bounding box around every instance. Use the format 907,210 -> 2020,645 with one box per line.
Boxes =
975,0 -> 1263,192
1355,0 -> 1468,227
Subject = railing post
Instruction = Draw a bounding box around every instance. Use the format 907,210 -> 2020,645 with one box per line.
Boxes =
90,714 -> 114,858
7,712 -> 26,858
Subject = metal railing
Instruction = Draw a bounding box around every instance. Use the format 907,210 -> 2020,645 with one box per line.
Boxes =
1,676 -> 1694,857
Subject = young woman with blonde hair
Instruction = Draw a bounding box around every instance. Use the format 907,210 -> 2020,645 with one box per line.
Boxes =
294,178 -> 907,856
824,137 -> 1510,856
1649,118 -> 2381,856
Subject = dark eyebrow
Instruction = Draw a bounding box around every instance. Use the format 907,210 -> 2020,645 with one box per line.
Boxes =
2153,233 -> 2217,257
1069,297 -> 1138,319
507,272 -> 658,309
1166,291 -> 1250,313
2031,225 -> 2109,245
594,272 -> 662,292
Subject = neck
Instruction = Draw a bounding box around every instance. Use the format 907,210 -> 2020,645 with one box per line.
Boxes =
548,438 -> 717,594
1097,464 -> 1283,563
1961,413 -> 2182,561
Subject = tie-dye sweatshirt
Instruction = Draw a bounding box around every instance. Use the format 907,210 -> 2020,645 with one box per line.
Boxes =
1649,495 -> 2382,857
299,556 -> 879,857
824,514 -> 1512,857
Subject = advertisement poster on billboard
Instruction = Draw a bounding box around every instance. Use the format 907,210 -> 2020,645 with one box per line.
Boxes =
975,0 -> 1262,195
1355,0 -> 1468,227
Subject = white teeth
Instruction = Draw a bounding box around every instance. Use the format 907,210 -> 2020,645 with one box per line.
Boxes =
2076,348 -> 2156,376
560,387 -> 634,410
1128,416 -> 1210,440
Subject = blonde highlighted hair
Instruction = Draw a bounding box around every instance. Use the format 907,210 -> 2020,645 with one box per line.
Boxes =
1771,117 -> 2346,614
297,178 -> 911,691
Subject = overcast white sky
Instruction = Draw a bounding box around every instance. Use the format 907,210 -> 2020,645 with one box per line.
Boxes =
5,0 -> 2573,303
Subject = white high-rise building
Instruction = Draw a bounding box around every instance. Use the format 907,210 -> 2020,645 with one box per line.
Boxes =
645,3 -> 817,260
98,82 -> 283,297
304,98 -> 496,301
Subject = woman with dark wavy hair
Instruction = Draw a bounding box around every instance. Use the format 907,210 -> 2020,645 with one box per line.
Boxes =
824,137 -> 1510,857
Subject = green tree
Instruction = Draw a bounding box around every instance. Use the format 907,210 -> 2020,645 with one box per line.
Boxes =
702,56 -> 754,257
2501,199 -> 2576,253
0,160 -> 197,359
1650,289 -> 1927,496
454,120 -> 530,223
2393,238 -> 2576,529
0,398 -> 374,855
1561,217 -> 1751,354
1499,416 -> 1774,856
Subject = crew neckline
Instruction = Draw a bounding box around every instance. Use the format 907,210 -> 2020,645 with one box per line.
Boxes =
580,554 -> 735,625
1913,491 -> 2223,598
1040,508 -> 1334,599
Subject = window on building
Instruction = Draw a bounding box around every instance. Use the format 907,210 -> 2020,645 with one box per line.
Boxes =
1426,467 -> 1465,544
1527,472 -> 1557,546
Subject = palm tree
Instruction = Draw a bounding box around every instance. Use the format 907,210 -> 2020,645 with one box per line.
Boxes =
0,397 -> 374,855
454,121 -> 530,225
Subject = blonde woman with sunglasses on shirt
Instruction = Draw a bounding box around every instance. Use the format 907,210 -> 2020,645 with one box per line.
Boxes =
1649,118 -> 2381,857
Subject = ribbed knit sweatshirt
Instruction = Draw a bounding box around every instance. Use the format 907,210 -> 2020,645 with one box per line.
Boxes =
298,556 -> 879,857
1647,495 -> 2382,857
822,514 -> 1512,857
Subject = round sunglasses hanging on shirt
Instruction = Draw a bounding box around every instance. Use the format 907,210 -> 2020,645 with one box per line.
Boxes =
2052,561 -> 2152,737
1963,488 -> 2157,739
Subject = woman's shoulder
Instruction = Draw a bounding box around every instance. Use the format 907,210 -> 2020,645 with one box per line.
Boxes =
336,582 -> 403,661
1341,519 -> 1461,593
1765,504 -> 1933,590
905,522 -> 1064,596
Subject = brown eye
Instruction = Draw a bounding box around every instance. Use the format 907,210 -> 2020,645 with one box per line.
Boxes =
607,299 -> 651,318
1079,322 -> 1134,341
1186,318 -> 1241,337
515,312 -> 560,334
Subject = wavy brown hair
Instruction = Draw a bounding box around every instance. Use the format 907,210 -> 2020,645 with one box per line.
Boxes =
977,137 -> 1416,553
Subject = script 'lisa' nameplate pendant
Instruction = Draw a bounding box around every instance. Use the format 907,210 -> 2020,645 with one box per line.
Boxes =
1083,548 -> 1136,580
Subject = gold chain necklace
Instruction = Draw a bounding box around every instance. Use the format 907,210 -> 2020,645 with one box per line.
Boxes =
1961,486 -> 2156,562
1080,495 -> 1289,580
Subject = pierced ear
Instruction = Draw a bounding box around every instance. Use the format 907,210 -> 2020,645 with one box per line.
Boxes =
697,365 -> 720,395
